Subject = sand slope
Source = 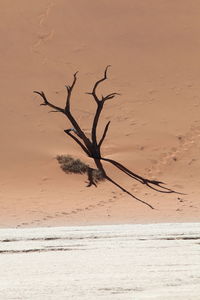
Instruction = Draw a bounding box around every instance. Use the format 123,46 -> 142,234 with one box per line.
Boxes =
0,0 -> 200,227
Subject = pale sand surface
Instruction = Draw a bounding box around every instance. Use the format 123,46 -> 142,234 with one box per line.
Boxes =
0,223 -> 200,299
0,1 -> 200,227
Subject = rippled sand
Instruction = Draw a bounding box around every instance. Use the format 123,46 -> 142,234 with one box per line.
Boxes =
0,223 -> 200,299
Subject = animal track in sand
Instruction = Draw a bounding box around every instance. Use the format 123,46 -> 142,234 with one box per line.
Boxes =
17,195 -> 119,227
149,124 -> 200,177
15,193 -> 121,228
39,1 -> 55,26
30,1 -> 55,57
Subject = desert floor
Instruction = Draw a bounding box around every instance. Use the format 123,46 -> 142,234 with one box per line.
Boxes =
0,223 -> 200,299
0,1 -> 200,228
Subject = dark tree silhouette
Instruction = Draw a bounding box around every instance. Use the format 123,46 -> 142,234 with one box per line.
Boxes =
34,66 -> 180,209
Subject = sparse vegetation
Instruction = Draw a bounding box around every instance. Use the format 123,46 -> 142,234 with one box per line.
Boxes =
56,155 -> 105,185
57,155 -> 88,174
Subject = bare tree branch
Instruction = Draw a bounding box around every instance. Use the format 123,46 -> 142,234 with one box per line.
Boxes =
87,65 -> 111,103
91,102 -> 103,153
34,85 -> 93,155
93,157 -> 154,209
101,157 -> 182,194
87,66 -> 119,156
103,92 -> 120,101
65,71 -> 78,112
98,121 -> 111,149
105,175 -> 154,209
48,110 -> 61,113
33,91 -> 64,113
64,129 -> 91,157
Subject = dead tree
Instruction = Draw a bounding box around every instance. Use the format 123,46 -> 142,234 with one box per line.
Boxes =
34,66 -> 180,209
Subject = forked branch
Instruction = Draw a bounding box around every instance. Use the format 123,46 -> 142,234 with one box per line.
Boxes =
33,91 -> 64,113
64,129 -> 91,157
34,74 -> 93,156
86,65 -> 111,103
87,66 -> 120,154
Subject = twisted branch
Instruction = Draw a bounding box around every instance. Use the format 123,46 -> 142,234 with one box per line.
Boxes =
86,66 -> 119,155
33,91 -> 64,113
65,71 -> 78,112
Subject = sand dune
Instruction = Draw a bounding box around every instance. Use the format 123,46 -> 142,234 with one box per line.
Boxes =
0,0 -> 200,227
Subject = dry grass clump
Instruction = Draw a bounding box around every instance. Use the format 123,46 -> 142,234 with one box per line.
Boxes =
91,169 -> 105,182
56,155 -> 88,174
56,155 -> 105,184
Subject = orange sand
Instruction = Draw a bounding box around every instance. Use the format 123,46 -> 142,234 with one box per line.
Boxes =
0,0 -> 200,227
